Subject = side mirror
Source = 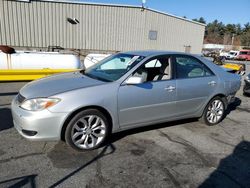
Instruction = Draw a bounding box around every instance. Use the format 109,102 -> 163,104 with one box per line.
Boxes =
125,76 -> 143,85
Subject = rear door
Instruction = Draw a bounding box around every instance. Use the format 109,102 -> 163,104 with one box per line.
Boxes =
173,55 -> 218,116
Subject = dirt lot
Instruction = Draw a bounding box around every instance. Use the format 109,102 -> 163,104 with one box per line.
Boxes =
0,63 -> 250,188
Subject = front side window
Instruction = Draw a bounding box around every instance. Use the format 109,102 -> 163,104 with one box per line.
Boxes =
85,53 -> 144,82
175,56 -> 213,79
132,56 -> 171,83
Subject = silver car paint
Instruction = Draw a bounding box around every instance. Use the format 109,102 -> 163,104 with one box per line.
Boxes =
118,79 -> 177,127
12,100 -> 67,140
20,71 -> 104,98
11,51 -> 241,141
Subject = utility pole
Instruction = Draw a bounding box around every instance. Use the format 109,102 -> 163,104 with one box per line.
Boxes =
231,33 -> 235,46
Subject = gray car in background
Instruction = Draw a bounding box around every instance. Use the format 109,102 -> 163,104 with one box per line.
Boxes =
11,51 -> 241,151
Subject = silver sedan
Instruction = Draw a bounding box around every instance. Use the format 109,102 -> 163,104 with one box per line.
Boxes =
11,51 -> 241,151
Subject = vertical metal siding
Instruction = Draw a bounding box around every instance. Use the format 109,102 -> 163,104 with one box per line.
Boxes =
0,2 -> 5,44
0,0 -> 205,53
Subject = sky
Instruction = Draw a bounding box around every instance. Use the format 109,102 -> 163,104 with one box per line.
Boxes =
77,0 -> 250,26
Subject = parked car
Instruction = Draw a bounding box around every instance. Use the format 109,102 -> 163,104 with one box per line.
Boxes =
226,50 -> 239,60
219,50 -> 228,59
243,73 -> 250,95
11,51 -> 241,151
236,50 -> 250,61
202,50 -> 218,57
221,63 -> 245,75
202,50 -> 219,57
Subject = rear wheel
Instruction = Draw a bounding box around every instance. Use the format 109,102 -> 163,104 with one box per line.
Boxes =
65,109 -> 110,151
201,97 -> 226,126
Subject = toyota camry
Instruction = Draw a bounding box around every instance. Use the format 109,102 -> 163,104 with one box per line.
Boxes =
11,51 -> 241,151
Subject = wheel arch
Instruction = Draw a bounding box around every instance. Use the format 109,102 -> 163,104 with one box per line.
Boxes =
202,93 -> 228,116
213,93 -> 227,102
200,93 -> 228,125
213,93 -> 227,99
207,93 -> 228,107
60,105 -> 113,141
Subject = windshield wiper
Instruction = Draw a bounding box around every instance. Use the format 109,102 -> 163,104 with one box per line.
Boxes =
85,73 -> 112,82
79,69 -> 85,74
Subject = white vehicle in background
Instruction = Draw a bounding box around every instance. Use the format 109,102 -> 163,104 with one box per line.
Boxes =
0,51 -> 80,70
219,50 -> 228,58
226,50 -> 239,60
0,45 -> 81,81
0,45 -> 81,70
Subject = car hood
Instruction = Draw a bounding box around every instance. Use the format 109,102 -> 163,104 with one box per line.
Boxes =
20,71 -> 104,98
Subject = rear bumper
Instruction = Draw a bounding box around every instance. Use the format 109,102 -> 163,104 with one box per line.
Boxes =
226,95 -> 236,105
11,96 -> 68,141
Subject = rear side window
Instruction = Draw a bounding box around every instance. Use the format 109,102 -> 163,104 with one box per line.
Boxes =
145,59 -> 162,68
175,56 -> 213,79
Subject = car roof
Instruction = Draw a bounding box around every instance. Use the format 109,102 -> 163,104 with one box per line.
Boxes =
123,50 -> 189,57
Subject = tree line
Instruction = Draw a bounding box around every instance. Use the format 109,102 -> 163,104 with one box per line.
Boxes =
192,17 -> 250,47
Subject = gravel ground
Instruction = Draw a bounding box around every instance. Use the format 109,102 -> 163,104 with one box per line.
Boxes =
0,63 -> 250,188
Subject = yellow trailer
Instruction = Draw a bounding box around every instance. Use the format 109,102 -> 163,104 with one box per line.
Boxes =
0,69 -> 79,81
222,63 -> 245,75
0,45 -> 81,81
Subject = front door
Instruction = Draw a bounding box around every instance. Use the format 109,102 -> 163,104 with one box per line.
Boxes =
118,55 -> 177,127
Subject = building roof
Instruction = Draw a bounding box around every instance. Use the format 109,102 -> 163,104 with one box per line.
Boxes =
21,0 -> 206,27
124,50 -> 188,57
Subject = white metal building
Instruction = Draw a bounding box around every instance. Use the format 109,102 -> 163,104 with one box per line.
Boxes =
0,0 -> 205,53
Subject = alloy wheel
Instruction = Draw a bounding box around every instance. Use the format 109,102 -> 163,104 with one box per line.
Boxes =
71,115 -> 106,149
206,99 -> 224,124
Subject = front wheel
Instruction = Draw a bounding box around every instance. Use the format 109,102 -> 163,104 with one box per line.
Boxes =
201,97 -> 226,126
65,109 -> 110,151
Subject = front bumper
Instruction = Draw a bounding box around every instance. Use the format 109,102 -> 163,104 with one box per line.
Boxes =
11,96 -> 68,141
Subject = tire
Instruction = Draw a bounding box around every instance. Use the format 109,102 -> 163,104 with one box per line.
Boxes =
201,96 -> 226,126
65,109 -> 110,151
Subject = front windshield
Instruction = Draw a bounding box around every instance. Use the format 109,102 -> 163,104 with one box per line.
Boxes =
240,51 -> 248,55
84,53 -> 144,82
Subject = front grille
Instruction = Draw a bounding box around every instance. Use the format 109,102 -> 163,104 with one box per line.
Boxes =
17,93 -> 26,104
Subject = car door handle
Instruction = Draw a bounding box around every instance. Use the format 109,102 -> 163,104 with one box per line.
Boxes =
165,86 -> 176,91
208,81 -> 217,86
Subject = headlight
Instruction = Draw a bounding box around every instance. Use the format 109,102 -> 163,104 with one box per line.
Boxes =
20,98 -> 60,111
